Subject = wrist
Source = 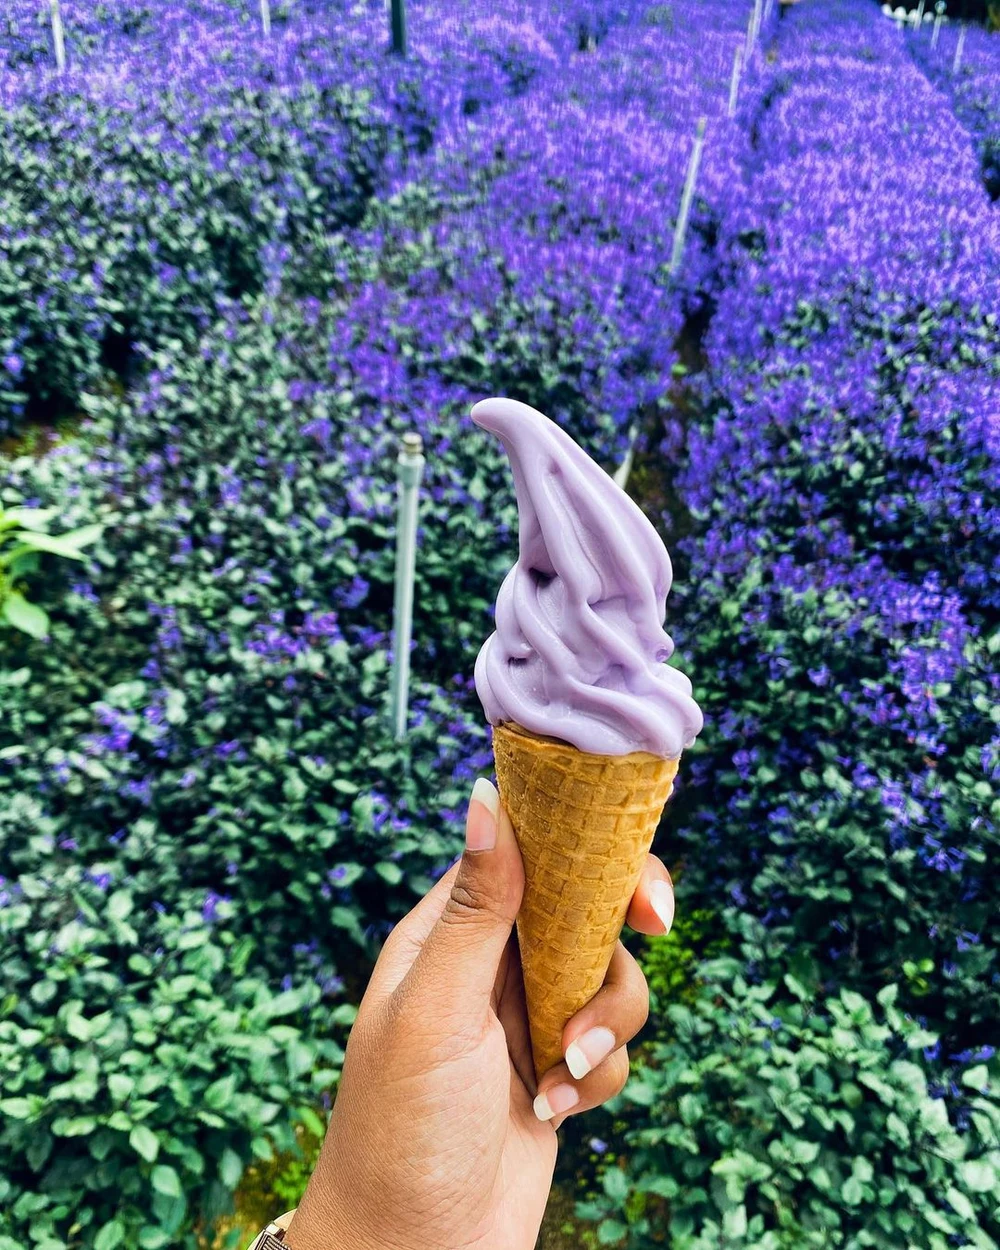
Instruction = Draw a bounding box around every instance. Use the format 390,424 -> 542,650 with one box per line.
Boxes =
284,1191 -> 398,1250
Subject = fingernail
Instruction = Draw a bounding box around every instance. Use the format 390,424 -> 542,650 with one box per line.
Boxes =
466,778 -> 499,852
533,1083 -> 579,1122
565,1026 -> 616,1080
649,879 -> 675,935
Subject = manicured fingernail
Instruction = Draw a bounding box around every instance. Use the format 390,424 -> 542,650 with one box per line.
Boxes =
533,1083 -> 579,1122
565,1026 -> 616,1080
649,879 -> 675,935
466,778 -> 499,852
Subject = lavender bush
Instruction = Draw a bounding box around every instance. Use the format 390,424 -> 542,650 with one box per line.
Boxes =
585,1 -> 1000,1241
908,17 -> 1000,199
1,0 -> 998,1244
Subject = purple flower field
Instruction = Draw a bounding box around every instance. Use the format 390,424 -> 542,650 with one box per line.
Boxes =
1,0 -> 999,1245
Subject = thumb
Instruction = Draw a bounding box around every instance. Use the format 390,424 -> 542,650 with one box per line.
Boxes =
402,777 -> 524,1023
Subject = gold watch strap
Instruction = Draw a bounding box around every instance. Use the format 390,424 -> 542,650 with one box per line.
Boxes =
244,1209 -> 297,1250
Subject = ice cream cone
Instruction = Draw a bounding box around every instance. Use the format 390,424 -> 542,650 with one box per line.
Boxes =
492,721 -> 680,1083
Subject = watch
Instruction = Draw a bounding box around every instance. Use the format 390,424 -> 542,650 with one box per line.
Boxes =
245,1209 -> 297,1250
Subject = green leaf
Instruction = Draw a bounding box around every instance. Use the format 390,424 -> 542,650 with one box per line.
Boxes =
109,1073 -> 134,1102
961,1160 -> 996,1193
205,1073 -> 238,1110
138,1228 -> 171,1249
841,1175 -> 864,1205
0,1098 -> 33,1120
107,890 -> 134,923
961,1065 -> 990,1091
1,591 -> 49,639
597,1219 -> 628,1245
602,1166 -> 629,1203
52,1116 -> 97,1137
2,507 -> 59,530
219,1147 -> 243,1190
130,1124 -> 160,1163
11,531 -> 92,560
722,1205 -> 748,1238
946,1187 -> 975,1222
150,1164 -> 183,1199
95,1220 -> 125,1250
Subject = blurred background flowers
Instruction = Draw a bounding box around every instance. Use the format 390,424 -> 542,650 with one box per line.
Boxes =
0,0 -> 998,1247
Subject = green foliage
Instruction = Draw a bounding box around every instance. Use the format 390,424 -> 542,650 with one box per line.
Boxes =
641,907 -> 732,1016
0,502 -> 101,638
670,555 -> 999,1052
0,292 -> 512,1243
269,1113 -> 325,1210
581,952 -> 1000,1249
0,850 -> 347,1249
0,74 -> 412,434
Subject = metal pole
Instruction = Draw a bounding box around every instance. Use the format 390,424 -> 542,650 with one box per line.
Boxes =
751,0 -> 763,46
952,22 -> 965,72
913,0 -> 925,29
669,117 -> 707,278
931,6 -> 943,48
744,8 -> 755,60
391,432 -> 424,740
613,424 -> 639,489
390,0 -> 407,56
728,43 -> 743,117
260,0 -> 271,36
50,0 -> 66,72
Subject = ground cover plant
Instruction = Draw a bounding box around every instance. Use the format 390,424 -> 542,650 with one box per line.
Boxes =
1,0 -> 734,1240
907,16 -> 1000,199
1,0 -> 998,1247
581,0 -> 1000,1242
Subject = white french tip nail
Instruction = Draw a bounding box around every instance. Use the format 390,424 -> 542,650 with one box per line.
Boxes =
565,1042 -> 590,1081
470,776 -> 499,819
564,1026 -> 616,1079
533,1091 -> 556,1121
649,879 -> 675,935
533,1083 -> 579,1122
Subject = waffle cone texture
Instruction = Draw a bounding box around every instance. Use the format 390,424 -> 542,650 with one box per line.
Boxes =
491,721 -> 680,1083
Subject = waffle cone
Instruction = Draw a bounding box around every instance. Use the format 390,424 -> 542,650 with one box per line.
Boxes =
491,721 -> 679,1083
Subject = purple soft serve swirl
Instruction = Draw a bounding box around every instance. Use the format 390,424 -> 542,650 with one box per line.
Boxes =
472,397 -> 703,758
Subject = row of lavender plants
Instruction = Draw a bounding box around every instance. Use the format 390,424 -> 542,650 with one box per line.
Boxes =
0,0 -> 772,1245
4,0 -> 998,1245
907,15 -> 1000,200
0,0 -> 631,434
580,1 -> 1000,1245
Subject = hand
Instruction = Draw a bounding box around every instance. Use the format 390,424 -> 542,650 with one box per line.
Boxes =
285,777 -> 677,1250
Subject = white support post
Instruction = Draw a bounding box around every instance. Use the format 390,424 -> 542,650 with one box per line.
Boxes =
728,43 -> 743,118
613,424 -> 639,490
914,0 -> 925,29
744,7 -> 755,61
391,432 -> 425,741
952,22 -> 966,72
669,117 -> 708,278
50,0 -> 66,72
260,0 -> 271,36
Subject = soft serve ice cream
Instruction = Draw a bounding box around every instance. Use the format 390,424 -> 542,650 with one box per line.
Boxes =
472,396 -> 702,758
